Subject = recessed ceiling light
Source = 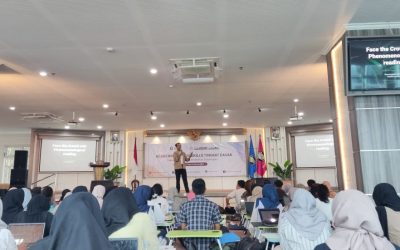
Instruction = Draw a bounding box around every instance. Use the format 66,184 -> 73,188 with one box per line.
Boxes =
293,98 -> 299,103
106,47 -> 115,53
78,117 -> 85,122
329,119 -> 333,123
222,122 -> 228,127
9,106 -> 16,111
298,112 -> 304,116
150,111 -> 157,120
287,121 -> 293,125
97,125 -> 103,129
223,113 -> 229,118
39,71 -> 48,77
169,84 -> 174,88
196,102 -> 202,106
150,68 -> 158,75
160,124 -> 165,128
102,104 -> 109,109
64,125 -> 70,129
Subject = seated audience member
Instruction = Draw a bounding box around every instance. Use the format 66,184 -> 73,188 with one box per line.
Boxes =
178,179 -> 221,249
22,188 -> 32,212
225,180 -> 246,214
131,179 -> 140,192
315,184 -> 333,221
322,181 -> 336,198
72,185 -> 88,193
307,179 -> 316,190
16,194 -> 53,237
30,193 -> 112,250
102,188 -> 159,250
241,179 -> 254,201
133,185 -> 152,212
167,187 -> 187,212
248,185 -> 263,203
31,187 -> 42,197
279,189 -> 331,250
92,185 -> 106,208
373,183 -> 400,247
58,189 -> 71,203
251,184 -> 281,223
2,189 -> 24,224
42,186 -> 56,213
274,180 -> 288,206
315,190 -> 395,250
0,199 -> 17,250
151,184 -> 168,215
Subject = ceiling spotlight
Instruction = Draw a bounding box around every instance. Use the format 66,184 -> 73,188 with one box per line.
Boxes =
169,84 -> 174,88
293,98 -> 299,103
97,125 -> 103,129
78,117 -> 85,122
186,110 -> 190,115
9,106 -> 16,111
150,68 -> 158,75
106,47 -> 115,53
196,102 -> 202,106
150,111 -> 157,120
223,110 -> 229,118
102,104 -> 109,109
329,119 -> 333,123
160,124 -> 165,128
298,112 -> 304,116
222,122 -> 228,127
64,125 -> 70,129
39,71 -> 48,77
287,121 -> 293,125
258,107 -> 262,112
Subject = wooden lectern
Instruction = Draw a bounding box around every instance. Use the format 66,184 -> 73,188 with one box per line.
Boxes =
89,161 -> 110,181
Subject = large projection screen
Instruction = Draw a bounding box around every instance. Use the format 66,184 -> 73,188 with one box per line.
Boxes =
294,133 -> 335,168
39,139 -> 97,172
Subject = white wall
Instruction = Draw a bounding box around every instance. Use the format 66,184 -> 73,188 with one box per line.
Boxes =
265,127 -> 288,177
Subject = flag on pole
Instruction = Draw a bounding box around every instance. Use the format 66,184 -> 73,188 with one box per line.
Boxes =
248,135 -> 256,178
256,135 -> 266,177
133,137 -> 138,165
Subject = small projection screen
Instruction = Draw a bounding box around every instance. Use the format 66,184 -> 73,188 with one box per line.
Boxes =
294,133 -> 336,168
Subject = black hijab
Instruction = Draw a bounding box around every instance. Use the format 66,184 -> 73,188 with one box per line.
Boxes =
372,183 -> 400,239
102,187 -> 139,236
16,194 -> 53,236
29,192 -> 112,250
2,189 -> 24,224
72,185 -> 88,193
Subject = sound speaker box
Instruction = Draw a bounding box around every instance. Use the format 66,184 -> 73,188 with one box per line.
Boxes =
14,150 -> 28,169
10,169 -> 28,188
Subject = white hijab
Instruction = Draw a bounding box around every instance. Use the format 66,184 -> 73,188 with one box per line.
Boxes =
92,185 -> 106,208
0,199 -> 7,229
22,188 -> 32,211
327,189 -> 395,250
284,189 -> 330,240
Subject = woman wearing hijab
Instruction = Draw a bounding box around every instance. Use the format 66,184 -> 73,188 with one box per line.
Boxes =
2,188 -> 24,224
92,185 -> 106,208
241,179 -> 254,201
278,189 -> 331,250
72,185 -> 88,193
248,185 -> 263,202
16,194 -> 53,237
0,199 -> 17,250
373,183 -> 400,247
30,192 -> 112,250
103,187 -> 159,250
133,185 -> 152,212
21,188 -> 32,212
250,184 -> 281,223
315,189 -> 395,250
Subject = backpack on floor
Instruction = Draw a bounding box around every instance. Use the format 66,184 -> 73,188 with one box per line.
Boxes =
236,237 -> 266,250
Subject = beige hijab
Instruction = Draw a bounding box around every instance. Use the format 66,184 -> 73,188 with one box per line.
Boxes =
92,185 -> 106,208
326,190 -> 395,250
248,186 -> 263,202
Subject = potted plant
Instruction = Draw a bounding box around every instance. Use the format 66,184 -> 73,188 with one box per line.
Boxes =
268,160 -> 293,185
104,165 -> 126,186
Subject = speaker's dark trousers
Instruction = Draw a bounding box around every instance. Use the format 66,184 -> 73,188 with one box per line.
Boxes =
175,168 -> 189,193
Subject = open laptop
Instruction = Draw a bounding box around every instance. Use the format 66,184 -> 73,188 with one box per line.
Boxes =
109,238 -> 138,250
245,202 -> 254,215
8,223 -> 45,247
251,208 -> 280,232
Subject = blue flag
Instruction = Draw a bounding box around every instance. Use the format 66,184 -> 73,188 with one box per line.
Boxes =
248,135 -> 256,178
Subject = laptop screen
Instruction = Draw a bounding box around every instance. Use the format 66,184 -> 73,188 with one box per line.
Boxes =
258,209 -> 280,225
8,223 -> 45,246
109,238 -> 138,250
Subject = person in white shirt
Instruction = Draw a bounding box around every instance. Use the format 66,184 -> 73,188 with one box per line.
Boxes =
151,183 -> 169,216
0,199 -> 17,250
278,189 -> 331,250
225,180 -> 246,214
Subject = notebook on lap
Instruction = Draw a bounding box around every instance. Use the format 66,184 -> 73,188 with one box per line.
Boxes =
109,238 -> 138,250
8,223 -> 45,247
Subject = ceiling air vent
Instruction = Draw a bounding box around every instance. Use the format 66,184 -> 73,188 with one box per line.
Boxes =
0,64 -> 19,74
21,112 -> 63,124
169,57 -> 222,84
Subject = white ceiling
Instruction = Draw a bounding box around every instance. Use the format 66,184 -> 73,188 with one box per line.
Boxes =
0,0 -> 396,132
